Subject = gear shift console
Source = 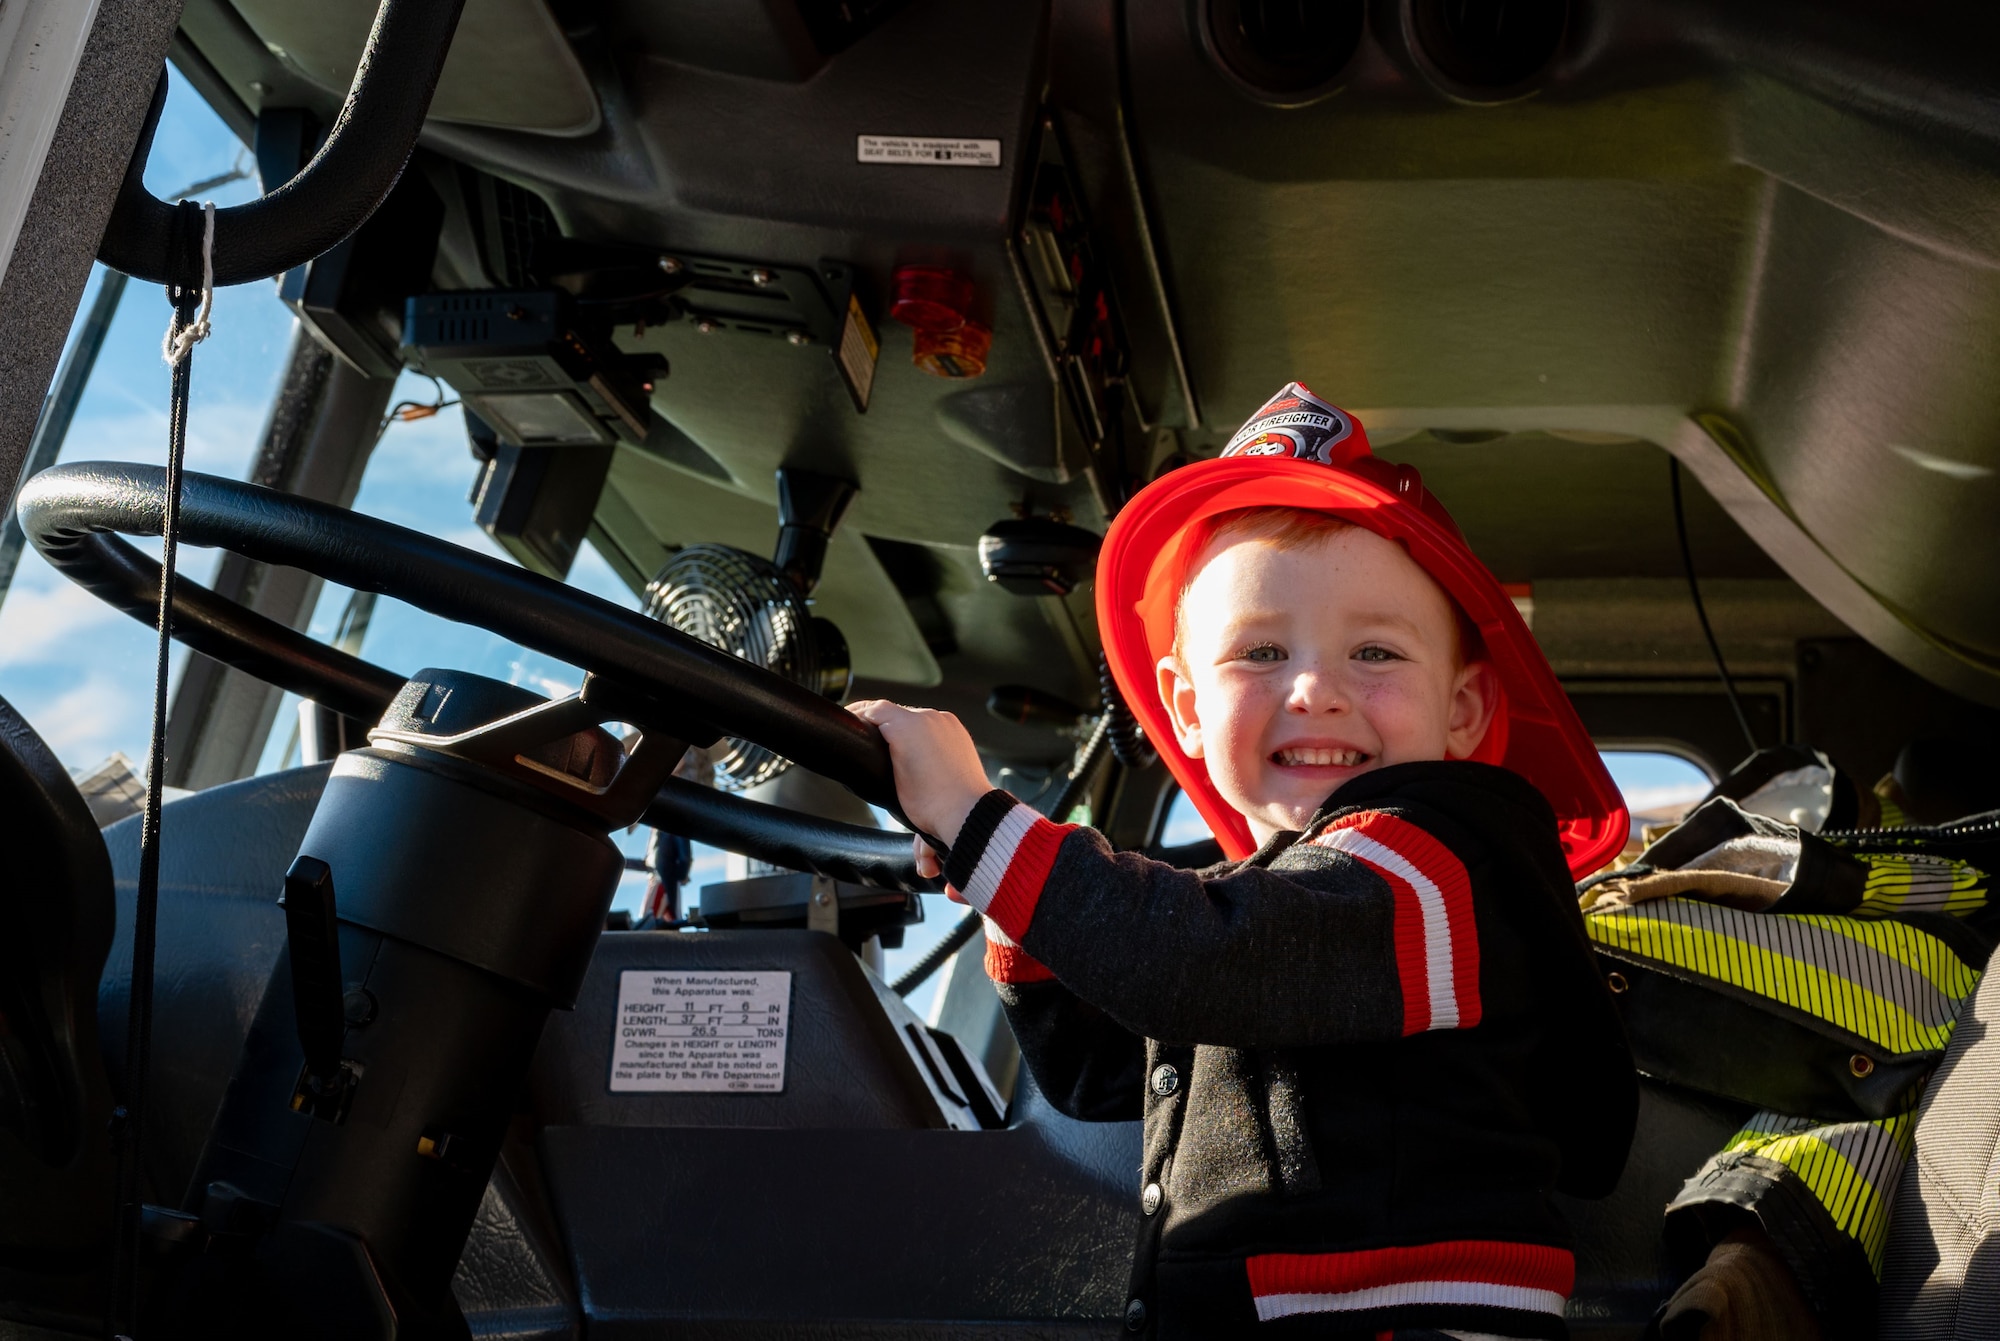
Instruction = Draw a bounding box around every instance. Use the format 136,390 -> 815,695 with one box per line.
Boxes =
170,670 -> 692,1338
280,856 -> 357,1122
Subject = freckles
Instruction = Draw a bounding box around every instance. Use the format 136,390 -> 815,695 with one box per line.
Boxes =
1351,679 -> 1398,714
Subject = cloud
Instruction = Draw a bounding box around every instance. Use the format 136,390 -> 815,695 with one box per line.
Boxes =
0,546 -> 201,774
0,569 -> 126,667
58,399 -> 267,476
11,668 -> 154,769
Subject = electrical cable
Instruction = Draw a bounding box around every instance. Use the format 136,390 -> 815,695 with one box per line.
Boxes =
888,909 -> 983,998
1670,458 -> 1759,759
1046,712 -> 1113,828
892,713 -> 1113,997
379,373 -> 457,435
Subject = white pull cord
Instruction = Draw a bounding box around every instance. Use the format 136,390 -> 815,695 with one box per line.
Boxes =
161,200 -> 215,366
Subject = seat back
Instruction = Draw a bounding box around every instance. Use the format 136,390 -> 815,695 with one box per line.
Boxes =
0,693 -> 116,1262
95,763 -> 330,1208
1879,962 -> 2000,1338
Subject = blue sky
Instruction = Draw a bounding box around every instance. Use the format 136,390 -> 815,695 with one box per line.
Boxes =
0,71 -> 292,770
0,68 -> 1714,1021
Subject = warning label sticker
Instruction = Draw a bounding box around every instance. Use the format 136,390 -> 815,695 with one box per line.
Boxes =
857,135 -> 1002,168
837,293 -> 879,412
609,970 -> 792,1093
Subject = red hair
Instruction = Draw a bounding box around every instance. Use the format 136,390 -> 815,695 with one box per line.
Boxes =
1170,506 -> 1485,664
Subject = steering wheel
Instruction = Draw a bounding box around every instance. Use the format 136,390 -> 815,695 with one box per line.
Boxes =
15,461 -> 931,892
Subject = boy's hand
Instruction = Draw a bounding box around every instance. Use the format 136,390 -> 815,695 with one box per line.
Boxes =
848,699 -> 990,852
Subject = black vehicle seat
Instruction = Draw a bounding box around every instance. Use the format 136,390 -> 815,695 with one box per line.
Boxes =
1556,1079 -> 1751,1339
1878,961 -> 2000,1339
0,692 -> 116,1262
96,762 -> 330,1207
1880,739 -> 2000,828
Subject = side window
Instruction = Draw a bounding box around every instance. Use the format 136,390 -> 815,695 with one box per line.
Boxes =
1598,748 -> 1715,853
1159,787 -> 1216,847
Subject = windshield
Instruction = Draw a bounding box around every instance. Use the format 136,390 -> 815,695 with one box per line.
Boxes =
0,66 -> 973,1021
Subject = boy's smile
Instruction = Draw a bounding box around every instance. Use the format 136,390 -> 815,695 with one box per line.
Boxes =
1158,523 -> 1498,844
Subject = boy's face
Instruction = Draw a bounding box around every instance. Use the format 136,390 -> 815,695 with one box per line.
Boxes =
1157,526 -> 1498,843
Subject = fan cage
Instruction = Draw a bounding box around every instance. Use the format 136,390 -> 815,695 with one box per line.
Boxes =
643,544 -> 820,791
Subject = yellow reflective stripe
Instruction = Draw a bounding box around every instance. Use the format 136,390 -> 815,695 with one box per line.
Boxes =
1809,913 -> 1980,998
1723,1113 -> 1913,1274
1585,900 -> 1977,1054
1592,896 -> 1977,1003
1856,853 -> 1987,918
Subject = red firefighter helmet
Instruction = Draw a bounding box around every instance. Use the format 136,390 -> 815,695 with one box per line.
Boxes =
1097,382 -> 1628,878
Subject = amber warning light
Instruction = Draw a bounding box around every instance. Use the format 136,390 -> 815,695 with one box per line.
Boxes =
888,265 -> 990,379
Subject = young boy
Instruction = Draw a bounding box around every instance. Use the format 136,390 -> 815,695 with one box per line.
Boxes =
852,383 -> 1637,1339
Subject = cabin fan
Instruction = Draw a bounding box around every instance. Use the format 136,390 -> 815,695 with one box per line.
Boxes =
642,471 -> 856,790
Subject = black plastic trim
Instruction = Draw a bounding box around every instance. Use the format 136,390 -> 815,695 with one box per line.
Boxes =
99,0 -> 466,286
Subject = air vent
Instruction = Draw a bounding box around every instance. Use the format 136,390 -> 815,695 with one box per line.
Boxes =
1407,0 -> 1569,99
1205,0 -> 1365,104
437,316 -> 491,344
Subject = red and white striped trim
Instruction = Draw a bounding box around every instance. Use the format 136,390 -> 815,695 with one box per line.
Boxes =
982,933 -> 1055,984
976,913 -> 1055,983
1311,811 -> 1480,1033
1246,1240 -> 1573,1323
959,802 -> 1072,943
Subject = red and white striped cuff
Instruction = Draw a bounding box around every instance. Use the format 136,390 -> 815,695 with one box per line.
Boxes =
943,791 -> 1075,945
1310,810 -> 1481,1034
982,931 -> 1055,984
1246,1240 -> 1573,1323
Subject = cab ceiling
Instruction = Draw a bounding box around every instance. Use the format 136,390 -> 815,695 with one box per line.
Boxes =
228,0 -> 599,136
171,0 -> 2000,720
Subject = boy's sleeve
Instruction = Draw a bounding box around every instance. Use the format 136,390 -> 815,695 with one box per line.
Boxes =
944,789 -> 1486,1049
984,924 -> 1147,1121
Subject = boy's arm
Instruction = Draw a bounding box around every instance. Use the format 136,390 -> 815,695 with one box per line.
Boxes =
848,697 -> 1492,1052
986,933 -> 1147,1121
946,790 -> 1482,1050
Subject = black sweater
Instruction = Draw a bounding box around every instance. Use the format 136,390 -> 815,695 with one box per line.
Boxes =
943,761 -> 1637,1339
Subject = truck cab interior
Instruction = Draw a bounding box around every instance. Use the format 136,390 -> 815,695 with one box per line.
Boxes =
2,1 -> 2000,1337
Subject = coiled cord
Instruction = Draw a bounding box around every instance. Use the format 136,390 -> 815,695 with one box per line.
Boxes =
1099,651 -> 1156,769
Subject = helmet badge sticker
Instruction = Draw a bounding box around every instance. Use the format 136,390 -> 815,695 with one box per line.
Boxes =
1221,382 -> 1356,465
